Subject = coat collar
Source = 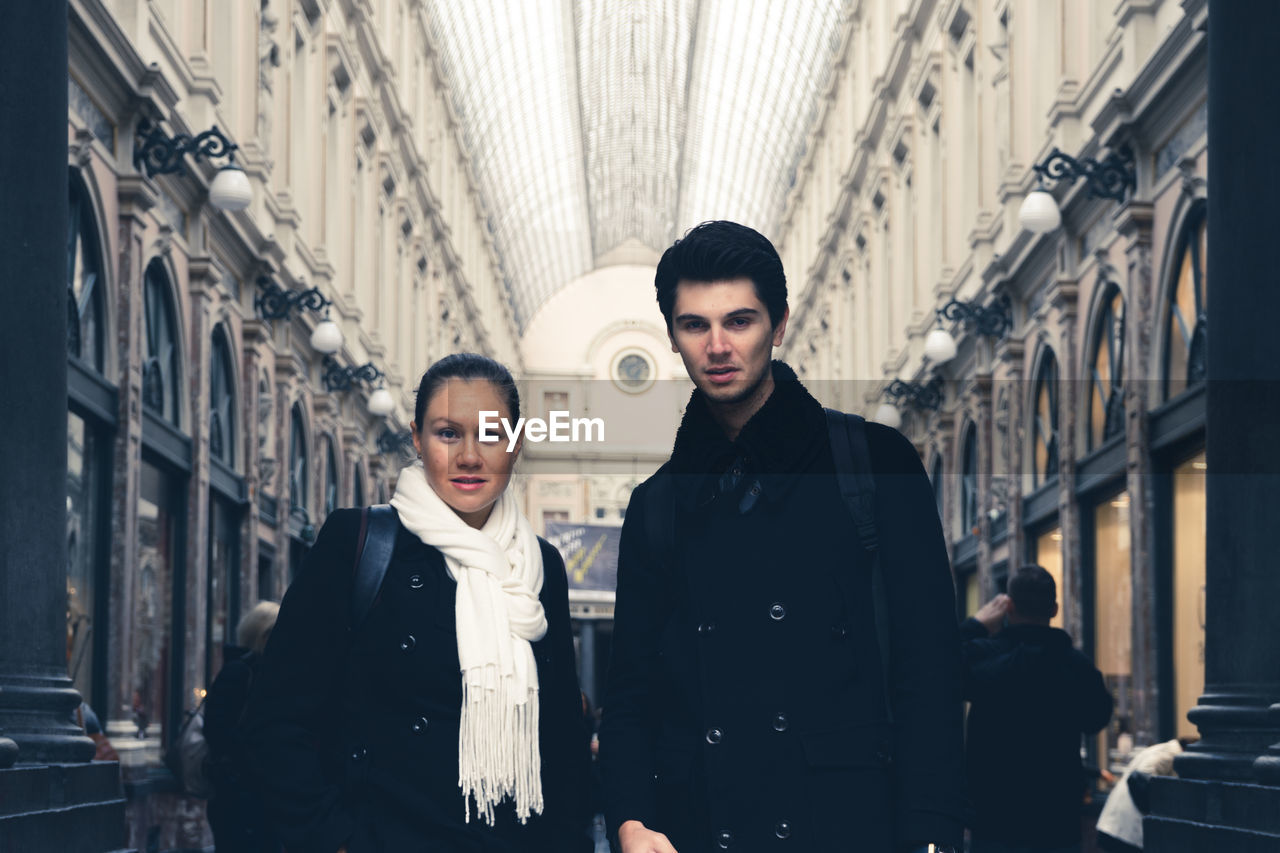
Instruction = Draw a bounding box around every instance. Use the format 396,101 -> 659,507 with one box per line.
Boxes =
669,361 -> 828,509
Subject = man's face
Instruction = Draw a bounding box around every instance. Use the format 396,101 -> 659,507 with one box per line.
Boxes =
668,277 -> 787,406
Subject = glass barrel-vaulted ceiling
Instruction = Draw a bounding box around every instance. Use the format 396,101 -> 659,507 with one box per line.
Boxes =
426,0 -> 848,330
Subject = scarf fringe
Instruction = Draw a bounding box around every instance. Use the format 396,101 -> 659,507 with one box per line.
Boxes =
459,669 -> 543,825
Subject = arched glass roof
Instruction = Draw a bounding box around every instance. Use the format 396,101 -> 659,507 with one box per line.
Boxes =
426,0 -> 848,330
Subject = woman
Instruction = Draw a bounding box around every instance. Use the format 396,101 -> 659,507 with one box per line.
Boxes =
204,601 -> 282,852
243,354 -> 592,853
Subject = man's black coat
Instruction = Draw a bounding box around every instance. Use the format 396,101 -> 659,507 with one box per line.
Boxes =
241,508 -> 592,853
960,617 -> 1113,847
600,363 -> 966,852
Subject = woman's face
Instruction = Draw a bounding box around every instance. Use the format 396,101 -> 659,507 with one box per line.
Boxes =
411,378 -> 519,529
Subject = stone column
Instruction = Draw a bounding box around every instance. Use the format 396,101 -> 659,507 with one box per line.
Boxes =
0,0 -> 94,767
1173,0 -> 1280,783
1147,0 -> 1280,847
0,2 -> 127,848
1047,278 -> 1081,636
1115,204 -> 1160,748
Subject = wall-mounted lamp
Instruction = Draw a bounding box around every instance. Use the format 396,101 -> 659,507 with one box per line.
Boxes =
322,357 -> 382,393
377,427 -> 415,456
874,377 -> 943,430
923,295 -> 1013,363
255,276 -> 344,354
322,357 -> 396,416
134,120 -> 252,211
1019,147 -> 1135,234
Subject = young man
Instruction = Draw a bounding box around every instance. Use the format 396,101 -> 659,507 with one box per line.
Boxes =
600,221 -> 966,852
962,566 -> 1114,853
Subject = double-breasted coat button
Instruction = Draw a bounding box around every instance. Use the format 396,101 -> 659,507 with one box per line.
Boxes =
769,602 -> 786,621
399,634 -> 416,653
831,622 -> 849,640
706,727 -> 723,745
697,621 -> 717,635
748,482 -> 761,496
772,712 -> 789,732
716,830 -> 733,848
350,746 -> 367,761
774,820 -> 792,839
408,573 -> 424,589
411,716 -> 429,735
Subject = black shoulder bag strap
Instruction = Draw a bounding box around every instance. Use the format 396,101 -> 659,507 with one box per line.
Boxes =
643,474 -> 677,577
351,504 -> 398,629
824,408 -> 894,724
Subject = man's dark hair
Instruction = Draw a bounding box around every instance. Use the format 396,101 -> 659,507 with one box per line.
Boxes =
1008,564 -> 1057,622
654,220 -> 787,332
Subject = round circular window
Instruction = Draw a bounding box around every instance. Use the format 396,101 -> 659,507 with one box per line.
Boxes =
612,349 -> 655,393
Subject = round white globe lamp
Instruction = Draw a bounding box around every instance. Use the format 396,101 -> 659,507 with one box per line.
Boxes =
924,327 -> 958,364
310,319 -> 344,354
1019,189 -> 1061,234
367,387 -> 396,417
209,163 -> 252,211
874,402 -> 902,430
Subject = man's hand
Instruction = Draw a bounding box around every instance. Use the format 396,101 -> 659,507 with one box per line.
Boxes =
618,819 -> 679,853
973,593 -> 1013,635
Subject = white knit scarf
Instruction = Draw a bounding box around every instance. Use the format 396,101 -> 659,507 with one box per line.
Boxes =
389,462 -> 547,824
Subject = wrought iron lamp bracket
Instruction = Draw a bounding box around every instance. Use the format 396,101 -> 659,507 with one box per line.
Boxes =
938,293 -> 1012,338
884,377 -> 944,411
1031,146 -> 1135,203
254,276 -> 332,321
134,119 -> 240,178
322,357 -> 384,393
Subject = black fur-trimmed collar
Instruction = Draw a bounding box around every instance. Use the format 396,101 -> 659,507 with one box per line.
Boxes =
669,360 -> 828,480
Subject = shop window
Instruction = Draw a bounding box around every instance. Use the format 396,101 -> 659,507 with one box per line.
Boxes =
1172,452 -> 1207,740
1094,490 -> 1134,782
67,410 -> 105,709
324,438 -> 340,517
960,427 -> 978,537
209,326 -> 237,467
1164,206 -> 1207,401
206,495 -> 240,685
930,455 -> 944,521
289,405 -> 310,516
1031,526 -> 1065,630
134,458 -> 182,744
143,261 -> 181,426
1089,285 -> 1126,450
67,170 -> 106,373
1033,351 -> 1059,487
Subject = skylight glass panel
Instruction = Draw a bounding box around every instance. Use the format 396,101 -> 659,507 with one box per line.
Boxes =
426,0 -> 594,330
677,0 -> 846,239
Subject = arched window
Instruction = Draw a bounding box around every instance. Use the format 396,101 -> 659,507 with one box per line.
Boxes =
143,261 -> 181,426
353,463 -> 366,507
67,170 -> 106,372
1089,284 -> 1126,450
289,405 -> 309,515
930,455 -> 944,521
1164,205 -> 1207,400
324,438 -> 340,517
960,426 -> 978,537
1033,350 -> 1060,487
209,327 -> 237,467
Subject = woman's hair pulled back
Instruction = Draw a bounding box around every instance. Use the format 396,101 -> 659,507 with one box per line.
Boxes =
413,353 -> 521,428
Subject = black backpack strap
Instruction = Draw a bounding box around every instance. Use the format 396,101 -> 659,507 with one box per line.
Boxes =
643,473 -> 676,579
825,409 -> 893,724
351,504 -> 398,629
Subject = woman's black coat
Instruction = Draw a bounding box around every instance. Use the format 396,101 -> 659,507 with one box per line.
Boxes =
599,363 -> 966,852
242,508 -> 592,853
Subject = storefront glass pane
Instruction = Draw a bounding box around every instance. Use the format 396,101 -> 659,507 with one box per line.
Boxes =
1033,526 -> 1064,629
1095,491 -> 1134,781
207,496 -> 239,685
1173,452 -> 1207,740
67,410 -> 100,707
134,459 -> 177,745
